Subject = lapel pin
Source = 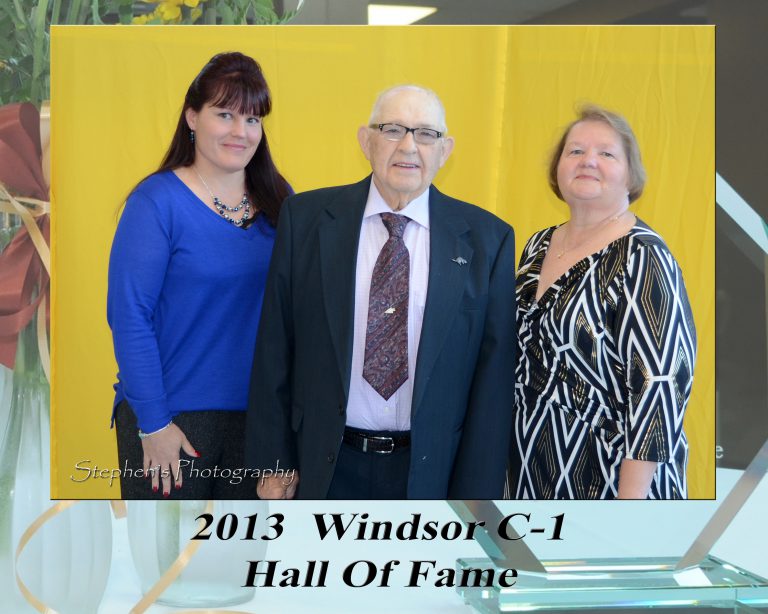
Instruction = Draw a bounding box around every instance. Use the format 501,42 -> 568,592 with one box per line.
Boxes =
452,257 -> 468,266
384,307 -> 396,314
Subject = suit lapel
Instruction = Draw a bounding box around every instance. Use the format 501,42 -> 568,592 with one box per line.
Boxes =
318,177 -> 370,401
412,186 -> 473,415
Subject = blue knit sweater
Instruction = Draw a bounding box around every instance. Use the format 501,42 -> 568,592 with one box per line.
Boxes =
108,170 -> 276,433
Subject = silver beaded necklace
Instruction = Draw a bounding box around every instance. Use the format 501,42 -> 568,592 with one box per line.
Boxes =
193,168 -> 252,227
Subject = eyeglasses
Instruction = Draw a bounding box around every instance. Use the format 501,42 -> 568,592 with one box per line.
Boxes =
370,123 -> 443,145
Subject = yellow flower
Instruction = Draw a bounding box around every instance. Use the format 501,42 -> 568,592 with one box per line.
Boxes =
158,1 -> 182,21
132,9 -> 159,24
133,0 -> 206,24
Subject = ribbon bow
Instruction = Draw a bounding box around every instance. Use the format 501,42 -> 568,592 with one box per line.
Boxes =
0,102 -> 51,380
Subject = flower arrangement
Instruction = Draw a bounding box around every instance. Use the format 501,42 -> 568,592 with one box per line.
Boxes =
133,0 -> 302,25
133,0 -> 208,24
0,0 -> 303,107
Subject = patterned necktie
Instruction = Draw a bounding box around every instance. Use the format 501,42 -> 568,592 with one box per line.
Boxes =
363,212 -> 411,400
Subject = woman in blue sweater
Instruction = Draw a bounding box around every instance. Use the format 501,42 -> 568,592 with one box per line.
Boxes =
108,52 -> 291,499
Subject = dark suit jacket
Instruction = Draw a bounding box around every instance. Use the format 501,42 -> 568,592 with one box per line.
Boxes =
245,176 -> 516,498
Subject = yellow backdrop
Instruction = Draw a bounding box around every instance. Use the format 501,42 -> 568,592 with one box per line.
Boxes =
50,25 -> 714,498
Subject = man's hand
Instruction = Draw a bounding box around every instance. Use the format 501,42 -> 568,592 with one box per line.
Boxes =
257,472 -> 300,499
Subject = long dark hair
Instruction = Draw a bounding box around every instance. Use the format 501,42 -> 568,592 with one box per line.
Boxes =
135,52 -> 290,226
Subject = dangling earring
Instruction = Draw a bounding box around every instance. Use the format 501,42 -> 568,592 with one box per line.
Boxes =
190,130 -> 195,143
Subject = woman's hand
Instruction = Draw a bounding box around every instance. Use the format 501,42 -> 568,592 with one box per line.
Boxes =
141,423 -> 199,496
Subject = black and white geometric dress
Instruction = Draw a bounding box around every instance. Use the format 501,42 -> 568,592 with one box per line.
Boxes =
508,220 -> 696,499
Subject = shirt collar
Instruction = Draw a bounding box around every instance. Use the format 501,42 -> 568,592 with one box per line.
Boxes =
363,179 -> 430,229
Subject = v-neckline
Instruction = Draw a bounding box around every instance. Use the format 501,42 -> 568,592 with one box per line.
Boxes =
168,170 -> 264,238
531,223 -> 637,306
533,226 -> 581,305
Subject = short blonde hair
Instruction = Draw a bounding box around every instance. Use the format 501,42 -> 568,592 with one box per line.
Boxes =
548,104 -> 646,204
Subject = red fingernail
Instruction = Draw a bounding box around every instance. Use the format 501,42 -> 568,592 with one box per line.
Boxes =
194,450 -> 202,458
152,486 -> 158,493
175,483 -> 181,490
163,491 -> 169,498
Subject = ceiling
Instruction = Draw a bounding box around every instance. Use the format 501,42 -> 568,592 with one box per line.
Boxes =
287,0 -> 709,25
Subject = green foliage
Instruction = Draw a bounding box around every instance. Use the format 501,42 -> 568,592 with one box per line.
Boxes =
0,0 -> 302,107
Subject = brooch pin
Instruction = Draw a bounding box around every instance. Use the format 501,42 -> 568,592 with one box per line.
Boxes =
451,257 -> 468,266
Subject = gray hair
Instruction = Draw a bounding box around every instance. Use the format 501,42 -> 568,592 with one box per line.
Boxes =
368,85 -> 448,132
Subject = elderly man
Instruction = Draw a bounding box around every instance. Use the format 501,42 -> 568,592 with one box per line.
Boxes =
245,85 -> 516,499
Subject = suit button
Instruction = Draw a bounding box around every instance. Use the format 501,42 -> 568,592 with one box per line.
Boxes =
327,453 -> 335,463
338,404 -> 345,415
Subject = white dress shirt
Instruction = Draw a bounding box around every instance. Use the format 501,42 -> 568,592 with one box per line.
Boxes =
345,182 -> 430,431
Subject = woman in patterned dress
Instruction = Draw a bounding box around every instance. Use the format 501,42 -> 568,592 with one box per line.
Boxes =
508,104 -> 696,499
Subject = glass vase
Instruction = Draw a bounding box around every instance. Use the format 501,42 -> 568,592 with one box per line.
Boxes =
126,498 -> 267,607
0,316 -> 112,613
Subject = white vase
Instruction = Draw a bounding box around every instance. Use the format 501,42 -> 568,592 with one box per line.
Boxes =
126,499 -> 267,607
0,321 -> 113,613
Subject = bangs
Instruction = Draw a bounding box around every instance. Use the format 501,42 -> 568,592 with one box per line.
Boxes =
207,76 -> 271,117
